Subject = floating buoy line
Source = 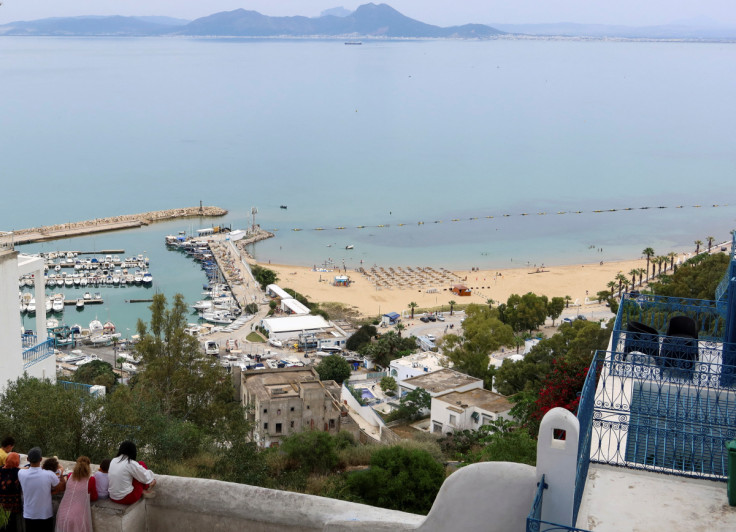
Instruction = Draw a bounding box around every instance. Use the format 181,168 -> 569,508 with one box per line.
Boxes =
266,203 -> 732,233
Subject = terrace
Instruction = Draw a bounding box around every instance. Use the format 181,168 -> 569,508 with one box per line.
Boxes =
528,235 -> 736,531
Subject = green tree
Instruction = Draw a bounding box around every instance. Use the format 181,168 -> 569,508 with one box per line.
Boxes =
251,264 -> 278,290
346,446 -> 445,514
503,293 -> 549,334
642,247 -> 655,281
380,376 -> 398,394
564,295 -> 572,308
448,300 -> 457,316
649,252 -> 729,300
134,293 -> 238,430
73,359 -> 117,391
315,354 -> 353,384
395,322 -> 405,338
346,324 -> 377,351
361,331 -> 415,369
244,302 -> 259,314
387,387 -> 431,422
282,430 -> 338,474
707,236 -> 715,253
547,297 -> 565,326
694,240 -> 703,254
408,301 -> 418,319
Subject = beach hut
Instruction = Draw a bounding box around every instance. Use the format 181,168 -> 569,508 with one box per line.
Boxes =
451,284 -> 471,296
381,312 -> 401,326
333,275 -> 351,287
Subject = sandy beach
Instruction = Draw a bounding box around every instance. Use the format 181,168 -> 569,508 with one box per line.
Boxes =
265,254 -> 686,318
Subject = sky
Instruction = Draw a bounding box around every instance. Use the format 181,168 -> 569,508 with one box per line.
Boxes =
1,0 -> 735,27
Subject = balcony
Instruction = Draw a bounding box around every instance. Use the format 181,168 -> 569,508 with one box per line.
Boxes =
22,336 -> 54,370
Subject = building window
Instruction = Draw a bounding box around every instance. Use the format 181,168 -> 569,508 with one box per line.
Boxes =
263,408 -> 268,414
433,422 -> 443,433
290,421 -> 294,428
449,414 -> 456,426
276,423 -> 282,434
277,409 -> 281,415
307,405 -> 310,410
263,423 -> 268,430
290,407 -> 295,412
329,419 -> 335,429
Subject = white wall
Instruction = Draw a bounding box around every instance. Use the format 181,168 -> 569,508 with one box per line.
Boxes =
430,398 -> 510,435
0,250 -> 24,391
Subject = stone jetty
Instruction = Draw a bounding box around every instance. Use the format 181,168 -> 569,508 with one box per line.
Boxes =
11,206 -> 228,245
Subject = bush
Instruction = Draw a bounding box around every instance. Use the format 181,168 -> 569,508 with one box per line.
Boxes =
380,376 -> 397,393
244,303 -> 258,315
281,431 -> 338,474
346,446 -> 445,514
315,355 -> 352,384
346,324 -> 377,351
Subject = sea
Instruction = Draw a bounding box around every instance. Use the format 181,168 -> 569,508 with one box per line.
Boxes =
2,37 -> 735,334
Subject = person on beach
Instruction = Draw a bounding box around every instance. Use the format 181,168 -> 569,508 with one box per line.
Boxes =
93,459 -> 111,500
18,447 -> 62,532
55,456 -> 97,532
108,441 -> 155,505
0,452 -> 23,532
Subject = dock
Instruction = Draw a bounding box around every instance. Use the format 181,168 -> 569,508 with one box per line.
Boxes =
64,299 -> 103,305
11,206 -> 228,245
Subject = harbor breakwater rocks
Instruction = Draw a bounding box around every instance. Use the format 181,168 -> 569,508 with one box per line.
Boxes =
12,206 -> 228,244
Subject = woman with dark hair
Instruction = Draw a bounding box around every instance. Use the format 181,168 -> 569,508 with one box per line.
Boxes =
108,441 -> 155,505
55,456 -> 97,532
0,452 -> 23,532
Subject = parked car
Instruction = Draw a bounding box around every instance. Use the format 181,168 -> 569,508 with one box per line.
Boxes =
420,316 -> 430,323
436,314 -> 445,321
427,315 -> 437,322
426,334 -> 436,342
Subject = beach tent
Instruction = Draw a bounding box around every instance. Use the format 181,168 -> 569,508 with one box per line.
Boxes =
382,312 -> 401,326
333,275 -> 350,286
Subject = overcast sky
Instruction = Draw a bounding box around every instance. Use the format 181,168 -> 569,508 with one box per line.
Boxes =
2,0 -> 735,27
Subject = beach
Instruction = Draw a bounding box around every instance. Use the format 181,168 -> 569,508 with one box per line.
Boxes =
266,255 -> 679,318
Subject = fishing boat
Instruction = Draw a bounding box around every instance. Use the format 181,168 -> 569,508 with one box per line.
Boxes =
280,205 -> 288,209
46,299 -> 53,313
90,333 -> 121,346
89,319 -> 104,337
27,298 -> 36,315
83,292 -> 92,300
345,245 -> 354,250
200,310 -> 234,324
134,272 -> 143,284
80,276 -> 88,287
64,277 -> 73,287
76,298 -> 85,310
268,338 -> 283,348
93,292 -> 102,301
52,296 -> 64,313
142,271 -> 153,285
58,350 -> 86,364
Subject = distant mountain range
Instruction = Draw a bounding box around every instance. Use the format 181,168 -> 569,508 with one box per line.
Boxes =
0,3 -> 502,38
1,4 -> 734,40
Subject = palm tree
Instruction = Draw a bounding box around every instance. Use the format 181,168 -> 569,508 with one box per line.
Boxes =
629,269 -> 638,287
694,240 -> 703,254
486,298 -> 494,308
408,301 -> 417,319
448,300 -> 457,316
395,322 -> 405,338
667,252 -> 677,270
607,281 -> 617,299
513,335 -> 525,354
642,247 -> 655,281
637,268 -> 645,286
707,236 -> 715,253
658,256 -> 667,275
615,273 -> 628,298
564,295 -> 572,308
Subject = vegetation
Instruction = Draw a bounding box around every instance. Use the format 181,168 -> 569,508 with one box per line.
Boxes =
346,446 -> 445,514
439,419 -> 536,466
282,431 -> 339,474
498,292 -> 549,334
72,359 -> 117,391
246,331 -> 265,343
649,252 -> 728,300
345,324 -> 377,351
385,387 -> 431,422
251,264 -> 278,289
380,376 -> 398,395
360,331 -> 417,369
244,302 -> 259,314
314,354 -> 353,384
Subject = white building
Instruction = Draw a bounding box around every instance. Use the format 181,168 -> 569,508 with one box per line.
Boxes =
260,315 -> 348,349
431,388 -> 512,435
265,284 -> 292,300
281,298 -> 310,315
399,368 -> 483,397
1,235 -> 55,390
389,351 -> 449,382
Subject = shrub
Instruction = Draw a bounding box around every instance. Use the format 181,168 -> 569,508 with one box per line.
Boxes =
346,446 -> 445,514
281,431 -> 338,474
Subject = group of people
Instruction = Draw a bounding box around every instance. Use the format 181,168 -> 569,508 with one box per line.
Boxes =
0,438 -> 156,532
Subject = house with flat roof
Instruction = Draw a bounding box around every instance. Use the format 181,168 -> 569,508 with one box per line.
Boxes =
389,351 -> 449,382
260,315 -> 348,350
431,389 -> 512,435
232,366 -> 356,447
399,368 -> 482,397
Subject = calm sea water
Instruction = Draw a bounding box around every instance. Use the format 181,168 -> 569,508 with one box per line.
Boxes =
3,37 -> 735,332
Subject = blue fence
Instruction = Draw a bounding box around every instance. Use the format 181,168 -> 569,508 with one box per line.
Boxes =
527,475 -> 591,532
22,338 -> 54,370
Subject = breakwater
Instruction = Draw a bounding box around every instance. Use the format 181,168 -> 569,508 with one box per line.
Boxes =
12,206 -> 228,245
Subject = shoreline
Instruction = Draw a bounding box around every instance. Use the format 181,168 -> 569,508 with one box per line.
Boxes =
261,253 -> 698,319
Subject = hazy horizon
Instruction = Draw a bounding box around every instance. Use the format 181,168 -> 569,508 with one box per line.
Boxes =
1,0 -> 736,28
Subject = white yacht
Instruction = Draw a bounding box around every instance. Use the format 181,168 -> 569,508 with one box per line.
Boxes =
76,298 -> 85,309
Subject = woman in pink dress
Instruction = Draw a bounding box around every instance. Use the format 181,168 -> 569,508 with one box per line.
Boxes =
55,456 -> 97,532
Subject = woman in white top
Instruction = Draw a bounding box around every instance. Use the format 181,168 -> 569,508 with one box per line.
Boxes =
108,441 -> 156,505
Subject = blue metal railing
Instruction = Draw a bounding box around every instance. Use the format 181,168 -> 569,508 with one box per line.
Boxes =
527,475 -> 591,532
585,350 -> 736,480
22,338 -> 54,370
573,353 -> 600,524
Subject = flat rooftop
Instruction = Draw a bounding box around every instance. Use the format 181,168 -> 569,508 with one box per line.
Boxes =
577,464 -> 736,531
402,368 -> 480,394
435,389 -> 511,414
391,351 -> 448,370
